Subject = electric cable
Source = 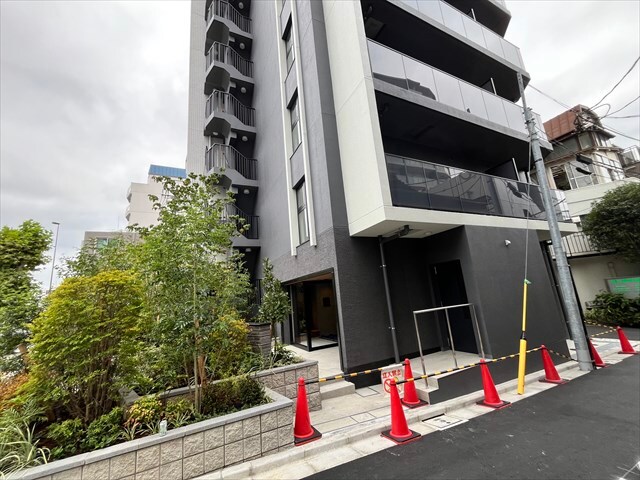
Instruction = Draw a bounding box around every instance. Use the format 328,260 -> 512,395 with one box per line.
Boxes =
590,56 -> 640,110
602,95 -> 640,118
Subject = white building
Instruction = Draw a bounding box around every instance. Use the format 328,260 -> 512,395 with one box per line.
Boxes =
125,165 -> 186,228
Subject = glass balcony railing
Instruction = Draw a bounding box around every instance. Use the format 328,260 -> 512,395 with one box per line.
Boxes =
368,40 -> 548,141
397,0 -> 522,69
207,0 -> 252,34
386,154 -> 571,222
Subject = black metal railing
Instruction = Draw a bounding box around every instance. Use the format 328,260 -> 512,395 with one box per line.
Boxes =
206,42 -> 253,78
386,154 -> 571,222
225,204 -> 259,239
561,232 -> 613,257
205,91 -> 256,127
207,0 -> 252,33
205,144 -> 257,180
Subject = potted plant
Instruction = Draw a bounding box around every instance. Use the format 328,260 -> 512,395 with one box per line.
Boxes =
249,259 -> 291,361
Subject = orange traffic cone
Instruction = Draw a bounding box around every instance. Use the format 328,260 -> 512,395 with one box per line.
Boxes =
381,378 -> 421,444
539,345 -> 568,384
476,359 -> 510,409
401,359 -> 428,408
588,339 -> 607,368
293,378 -> 322,446
616,327 -> 639,355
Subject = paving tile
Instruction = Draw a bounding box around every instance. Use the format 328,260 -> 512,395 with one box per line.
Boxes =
315,416 -> 357,433
350,412 -> 375,423
355,387 -> 379,397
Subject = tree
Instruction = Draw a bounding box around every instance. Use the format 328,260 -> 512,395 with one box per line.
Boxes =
60,235 -> 139,279
256,258 -> 291,340
27,270 -> 144,424
134,173 -> 251,412
582,183 -> 640,262
0,221 -> 52,373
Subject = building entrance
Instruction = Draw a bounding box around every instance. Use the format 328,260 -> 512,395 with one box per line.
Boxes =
289,272 -> 339,351
430,260 -> 479,354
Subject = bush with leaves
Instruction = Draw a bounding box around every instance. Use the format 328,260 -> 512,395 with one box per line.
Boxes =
165,399 -> 194,428
127,395 -> 163,427
84,407 -> 124,451
0,373 -> 28,410
586,292 -> 640,328
201,376 -> 268,418
0,400 -> 49,475
26,270 -> 144,424
47,419 -> 85,460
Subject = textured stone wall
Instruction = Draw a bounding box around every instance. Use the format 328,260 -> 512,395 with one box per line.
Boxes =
254,360 -> 321,411
14,389 -> 292,480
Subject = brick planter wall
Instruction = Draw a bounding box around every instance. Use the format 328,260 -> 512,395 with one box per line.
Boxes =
254,360 -> 321,411
11,388 -> 293,480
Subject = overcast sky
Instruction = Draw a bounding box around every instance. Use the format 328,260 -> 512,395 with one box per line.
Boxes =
1,0 -> 639,288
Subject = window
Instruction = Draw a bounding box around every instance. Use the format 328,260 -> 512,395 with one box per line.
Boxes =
290,96 -> 301,150
551,162 -> 596,191
296,182 -> 309,245
285,26 -> 295,72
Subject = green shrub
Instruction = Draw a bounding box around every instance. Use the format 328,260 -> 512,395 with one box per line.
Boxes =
165,399 -> 194,428
586,292 -> 640,328
201,376 -> 268,417
127,395 -> 162,426
47,419 -> 85,459
84,407 -> 124,451
0,401 -> 49,474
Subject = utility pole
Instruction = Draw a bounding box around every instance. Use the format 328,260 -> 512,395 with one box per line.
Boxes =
48,221 -> 60,293
517,74 -> 593,372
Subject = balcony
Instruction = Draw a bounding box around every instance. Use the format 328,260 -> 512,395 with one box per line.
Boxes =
205,42 -> 253,95
204,91 -> 256,140
206,144 -> 257,181
225,203 -> 259,241
441,0 -> 511,36
207,0 -> 251,33
386,154 -> 572,223
398,0 -> 522,69
560,231 -> 614,258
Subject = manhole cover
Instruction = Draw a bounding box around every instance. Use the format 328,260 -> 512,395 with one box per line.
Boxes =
422,414 -> 468,431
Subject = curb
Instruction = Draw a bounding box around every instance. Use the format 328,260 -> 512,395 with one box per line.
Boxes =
203,356 -> 585,479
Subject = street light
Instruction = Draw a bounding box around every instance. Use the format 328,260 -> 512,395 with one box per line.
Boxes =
48,222 -> 60,293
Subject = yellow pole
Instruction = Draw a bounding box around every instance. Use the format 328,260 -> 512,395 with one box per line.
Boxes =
517,280 -> 530,394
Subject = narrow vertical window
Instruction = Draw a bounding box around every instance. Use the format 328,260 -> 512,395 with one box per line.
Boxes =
290,96 -> 301,150
296,182 -> 309,245
285,27 -> 295,72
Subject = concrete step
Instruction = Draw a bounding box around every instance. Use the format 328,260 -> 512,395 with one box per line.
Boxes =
320,380 -> 356,400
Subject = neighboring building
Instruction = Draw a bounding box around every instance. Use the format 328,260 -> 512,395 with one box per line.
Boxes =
543,108 -> 640,309
83,231 -> 139,252
186,0 -> 576,392
621,145 -> 640,178
126,165 -> 187,228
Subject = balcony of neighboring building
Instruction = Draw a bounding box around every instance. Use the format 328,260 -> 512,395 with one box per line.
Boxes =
205,0 -> 253,53
204,42 -> 254,96
442,0 -> 511,36
368,40 -> 551,171
361,0 -> 526,102
554,231 -> 614,259
204,90 -> 256,144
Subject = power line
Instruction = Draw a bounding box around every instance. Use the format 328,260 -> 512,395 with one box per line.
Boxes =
607,115 -> 640,119
591,56 -> 640,109
602,95 -> 640,118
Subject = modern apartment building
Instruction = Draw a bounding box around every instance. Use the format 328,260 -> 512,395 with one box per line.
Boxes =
542,107 -> 640,309
126,164 -> 187,228
185,0 -> 577,393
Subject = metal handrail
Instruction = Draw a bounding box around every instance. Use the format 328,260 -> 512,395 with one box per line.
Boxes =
205,91 -> 256,127
206,42 -> 253,78
207,0 -> 252,33
412,303 -> 486,398
225,203 -> 259,239
205,144 -> 257,180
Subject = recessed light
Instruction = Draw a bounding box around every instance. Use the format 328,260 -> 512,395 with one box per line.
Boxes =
240,87 -> 247,94
242,136 -> 248,142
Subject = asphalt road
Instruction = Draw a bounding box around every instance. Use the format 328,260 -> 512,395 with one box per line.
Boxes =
305,356 -> 640,480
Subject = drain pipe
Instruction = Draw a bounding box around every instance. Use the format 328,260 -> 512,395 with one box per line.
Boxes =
379,225 -> 411,364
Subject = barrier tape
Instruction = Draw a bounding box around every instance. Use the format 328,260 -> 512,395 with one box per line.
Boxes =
584,321 -> 613,329
547,348 -> 578,362
589,328 -> 618,338
309,367 -> 386,385
395,346 -> 542,385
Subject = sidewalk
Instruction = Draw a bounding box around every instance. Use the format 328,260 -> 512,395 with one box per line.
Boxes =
197,336 -> 638,479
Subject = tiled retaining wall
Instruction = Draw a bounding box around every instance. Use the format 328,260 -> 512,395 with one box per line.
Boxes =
254,360 -> 321,411
11,388 -> 293,480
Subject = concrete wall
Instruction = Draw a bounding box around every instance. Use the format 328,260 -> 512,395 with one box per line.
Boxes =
15,388 -> 292,480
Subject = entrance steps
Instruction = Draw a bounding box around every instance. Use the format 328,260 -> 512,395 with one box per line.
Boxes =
320,380 -> 355,400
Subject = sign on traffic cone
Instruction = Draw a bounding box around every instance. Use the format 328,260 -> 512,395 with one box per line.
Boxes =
401,359 -> 428,408
381,378 -> 421,444
588,339 -> 607,368
616,327 -> 639,355
476,359 -> 510,409
293,378 -> 322,446
539,345 -> 568,384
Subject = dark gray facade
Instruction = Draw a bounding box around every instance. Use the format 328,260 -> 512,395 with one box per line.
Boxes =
193,0 -> 572,390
